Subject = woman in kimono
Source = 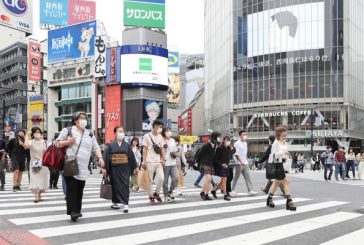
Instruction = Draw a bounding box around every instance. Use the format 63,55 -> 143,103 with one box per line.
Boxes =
103,126 -> 138,213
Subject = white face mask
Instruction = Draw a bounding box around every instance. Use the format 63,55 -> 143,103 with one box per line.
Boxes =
117,132 -> 125,141
34,133 -> 42,140
157,128 -> 163,134
79,119 -> 87,129
217,137 -> 222,143
225,141 -> 231,146
165,131 -> 172,138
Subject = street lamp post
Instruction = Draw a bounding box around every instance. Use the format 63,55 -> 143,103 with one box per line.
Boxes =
310,108 -> 315,157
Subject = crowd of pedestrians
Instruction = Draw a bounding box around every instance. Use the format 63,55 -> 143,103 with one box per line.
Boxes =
3,111 -> 364,222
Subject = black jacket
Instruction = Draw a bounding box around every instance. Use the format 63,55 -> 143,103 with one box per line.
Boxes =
259,144 -> 272,164
197,142 -> 217,166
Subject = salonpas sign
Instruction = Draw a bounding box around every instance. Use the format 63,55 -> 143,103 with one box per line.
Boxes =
124,0 -> 165,29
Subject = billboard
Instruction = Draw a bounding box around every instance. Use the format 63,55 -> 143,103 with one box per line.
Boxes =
105,86 -> 122,144
129,0 -> 165,3
247,2 -> 324,57
167,76 -> 180,105
68,0 -> 96,25
124,0 -> 165,29
120,45 -> 168,87
106,46 -> 121,84
28,95 -> 44,131
48,20 -> 96,63
142,99 -> 163,131
48,62 -> 93,87
168,51 -> 179,73
40,0 -> 68,26
28,41 -> 42,82
0,0 -> 33,33
94,36 -> 106,78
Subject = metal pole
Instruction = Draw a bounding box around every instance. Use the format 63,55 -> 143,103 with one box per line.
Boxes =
311,108 -> 314,157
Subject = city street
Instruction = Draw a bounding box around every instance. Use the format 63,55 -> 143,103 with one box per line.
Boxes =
0,169 -> 363,245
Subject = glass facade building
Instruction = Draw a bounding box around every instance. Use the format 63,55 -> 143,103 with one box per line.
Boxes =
205,0 -> 364,154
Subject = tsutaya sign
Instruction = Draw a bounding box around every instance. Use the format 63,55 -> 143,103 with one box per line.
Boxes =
254,110 -> 312,118
307,130 -> 343,138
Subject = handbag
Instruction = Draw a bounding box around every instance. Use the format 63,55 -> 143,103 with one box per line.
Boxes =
100,176 -> 112,200
63,134 -> 83,177
266,154 -> 278,179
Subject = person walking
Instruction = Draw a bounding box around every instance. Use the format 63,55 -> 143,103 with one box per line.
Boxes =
0,150 -> 6,191
345,148 -> 356,179
312,153 -> 321,171
161,127 -> 179,202
231,130 -> 258,196
175,136 -> 187,196
357,153 -> 364,180
130,137 -> 141,192
334,146 -> 346,181
196,132 -> 220,200
211,136 -> 234,201
23,127 -> 49,203
7,129 -> 29,192
56,112 -> 104,221
266,127 -> 296,211
291,153 -> 299,173
142,120 -> 165,204
321,146 -> 335,181
260,136 -> 285,194
103,126 -> 138,213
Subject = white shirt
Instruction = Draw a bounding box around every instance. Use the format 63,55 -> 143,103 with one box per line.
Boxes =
234,140 -> 248,165
164,138 -> 178,167
269,140 -> 289,163
142,133 -> 164,164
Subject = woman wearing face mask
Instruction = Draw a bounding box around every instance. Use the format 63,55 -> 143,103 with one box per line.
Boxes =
345,148 -> 356,179
161,127 -> 179,202
57,112 -> 104,221
130,137 -> 141,192
23,128 -> 49,203
212,136 -> 234,201
103,126 -> 138,213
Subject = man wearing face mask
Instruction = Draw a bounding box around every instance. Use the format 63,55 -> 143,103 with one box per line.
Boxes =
231,130 -> 257,196
142,120 -> 165,203
57,112 -> 104,221
7,129 -> 29,192
321,145 -> 334,181
103,126 -> 138,213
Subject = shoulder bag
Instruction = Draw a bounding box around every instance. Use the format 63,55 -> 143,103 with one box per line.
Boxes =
63,133 -> 83,177
148,134 -> 161,155
266,154 -> 278,180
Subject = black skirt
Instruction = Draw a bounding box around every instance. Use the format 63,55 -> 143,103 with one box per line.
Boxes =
275,162 -> 286,180
215,165 -> 229,177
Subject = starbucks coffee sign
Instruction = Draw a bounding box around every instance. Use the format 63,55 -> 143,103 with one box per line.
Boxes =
254,110 -> 312,118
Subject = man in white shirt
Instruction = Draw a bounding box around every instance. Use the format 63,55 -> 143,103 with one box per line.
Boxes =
142,120 -> 165,203
232,130 -> 257,196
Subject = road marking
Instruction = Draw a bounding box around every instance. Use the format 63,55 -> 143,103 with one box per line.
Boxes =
319,228 -> 364,245
199,212 -> 362,245
64,201 -> 347,245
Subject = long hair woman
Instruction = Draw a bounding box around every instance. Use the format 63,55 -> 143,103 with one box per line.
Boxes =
266,127 -> 296,211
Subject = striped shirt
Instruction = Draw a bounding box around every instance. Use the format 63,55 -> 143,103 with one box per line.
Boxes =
57,126 -> 100,181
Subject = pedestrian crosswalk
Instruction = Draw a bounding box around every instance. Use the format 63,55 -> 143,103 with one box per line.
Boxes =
0,174 -> 363,245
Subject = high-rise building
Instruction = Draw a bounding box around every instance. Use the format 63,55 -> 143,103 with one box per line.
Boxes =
205,0 -> 364,153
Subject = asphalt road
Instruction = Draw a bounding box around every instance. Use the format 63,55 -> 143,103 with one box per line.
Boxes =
0,169 -> 363,245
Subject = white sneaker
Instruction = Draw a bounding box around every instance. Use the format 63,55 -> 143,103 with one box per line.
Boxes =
111,203 -> 121,209
123,205 -> 129,213
165,195 -> 172,203
248,191 -> 258,196
230,191 -> 238,196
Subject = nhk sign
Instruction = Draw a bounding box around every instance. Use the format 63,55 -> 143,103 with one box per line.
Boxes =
123,0 -> 165,29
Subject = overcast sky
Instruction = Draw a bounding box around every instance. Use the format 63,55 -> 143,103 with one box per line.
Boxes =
32,0 -> 204,54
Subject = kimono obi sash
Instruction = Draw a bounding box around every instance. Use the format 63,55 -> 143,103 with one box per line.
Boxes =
111,153 -> 129,165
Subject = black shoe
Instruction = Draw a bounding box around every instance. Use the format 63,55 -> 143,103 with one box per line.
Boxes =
149,196 -> 156,204
49,186 -> 53,189
261,188 -> 268,194
153,192 -> 163,203
70,212 -> 82,222
200,191 -> 207,200
53,186 -> 59,189
13,186 -> 17,192
205,194 -> 213,200
211,190 -> 217,199
266,194 -> 275,208
0,186 -> 4,191
286,198 -> 297,211
16,186 -> 22,191
224,195 -> 231,201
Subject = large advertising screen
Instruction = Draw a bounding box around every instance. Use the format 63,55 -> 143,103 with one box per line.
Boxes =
120,45 -> 168,87
0,0 -> 33,33
247,2 -> 324,57
68,0 -> 96,25
142,99 -> 163,131
48,20 -> 96,63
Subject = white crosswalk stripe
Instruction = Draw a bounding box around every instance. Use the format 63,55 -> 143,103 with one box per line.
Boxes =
0,176 -> 363,245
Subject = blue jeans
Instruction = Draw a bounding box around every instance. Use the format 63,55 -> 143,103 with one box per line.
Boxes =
346,160 -> 356,178
335,162 -> 346,180
194,173 -> 216,186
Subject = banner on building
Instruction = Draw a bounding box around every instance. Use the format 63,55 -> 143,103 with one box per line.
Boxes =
40,0 -> 68,26
168,51 -> 179,73
48,20 -> 96,63
179,135 -> 198,145
28,41 -> 42,82
94,36 -> 106,77
105,86 -> 122,144
0,0 -> 33,33
179,109 -> 192,135
124,0 -> 165,29
142,99 -> 163,131
68,0 -> 96,25
28,95 -> 44,131
120,45 -> 168,87
48,62 -> 93,87
167,76 -> 181,105
106,46 -> 121,84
